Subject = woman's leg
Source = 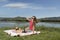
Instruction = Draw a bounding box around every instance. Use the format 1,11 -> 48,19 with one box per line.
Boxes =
33,26 -> 35,34
25,27 -> 29,31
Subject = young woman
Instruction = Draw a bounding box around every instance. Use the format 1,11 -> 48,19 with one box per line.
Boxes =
26,16 -> 37,33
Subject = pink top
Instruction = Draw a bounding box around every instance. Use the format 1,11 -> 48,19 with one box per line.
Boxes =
29,20 -> 34,30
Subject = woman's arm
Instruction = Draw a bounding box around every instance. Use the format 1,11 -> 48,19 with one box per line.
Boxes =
26,18 -> 30,21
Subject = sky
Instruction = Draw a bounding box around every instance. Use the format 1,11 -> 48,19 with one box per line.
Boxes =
0,0 -> 60,18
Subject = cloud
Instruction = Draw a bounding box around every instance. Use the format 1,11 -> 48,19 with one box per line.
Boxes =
2,3 -> 29,8
32,7 -> 56,10
0,0 -> 7,2
2,3 -> 56,10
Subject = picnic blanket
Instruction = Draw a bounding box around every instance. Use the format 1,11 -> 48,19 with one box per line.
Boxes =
4,30 -> 40,36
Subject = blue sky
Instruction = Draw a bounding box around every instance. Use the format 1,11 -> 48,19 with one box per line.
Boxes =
0,0 -> 60,18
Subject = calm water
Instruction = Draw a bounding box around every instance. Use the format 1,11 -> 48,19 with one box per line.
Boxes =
0,21 -> 60,28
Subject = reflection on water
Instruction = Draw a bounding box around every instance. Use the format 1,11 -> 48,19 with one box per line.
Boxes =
0,21 -> 60,28
37,22 -> 60,27
0,21 -> 29,27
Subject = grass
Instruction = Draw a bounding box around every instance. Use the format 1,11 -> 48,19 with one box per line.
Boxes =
0,26 -> 60,40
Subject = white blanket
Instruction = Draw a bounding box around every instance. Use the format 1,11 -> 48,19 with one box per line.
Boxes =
4,30 -> 40,36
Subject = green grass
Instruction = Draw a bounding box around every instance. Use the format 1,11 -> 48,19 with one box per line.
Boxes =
0,26 -> 60,40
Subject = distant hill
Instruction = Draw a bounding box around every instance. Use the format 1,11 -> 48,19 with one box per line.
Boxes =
0,16 -> 27,22
0,16 -> 60,22
40,17 -> 60,20
39,17 -> 60,22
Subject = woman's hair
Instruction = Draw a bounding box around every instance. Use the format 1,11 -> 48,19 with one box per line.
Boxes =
32,16 -> 38,23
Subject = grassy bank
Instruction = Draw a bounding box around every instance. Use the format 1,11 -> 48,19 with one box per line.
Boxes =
0,26 -> 60,40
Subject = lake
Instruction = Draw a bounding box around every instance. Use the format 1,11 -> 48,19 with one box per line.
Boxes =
0,21 -> 60,28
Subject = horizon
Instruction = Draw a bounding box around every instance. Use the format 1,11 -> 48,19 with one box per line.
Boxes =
0,0 -> 60,18
0,16 -> 60,19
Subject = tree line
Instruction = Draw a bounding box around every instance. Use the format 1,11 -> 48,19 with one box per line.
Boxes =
0,16 -> 60,22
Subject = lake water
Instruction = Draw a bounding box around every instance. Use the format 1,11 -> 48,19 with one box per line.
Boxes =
0,21 -> 60,28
